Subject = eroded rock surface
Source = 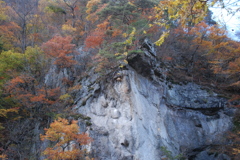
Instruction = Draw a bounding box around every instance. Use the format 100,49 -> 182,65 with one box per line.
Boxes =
73,39 -> 234,160
76,69 -> 233,160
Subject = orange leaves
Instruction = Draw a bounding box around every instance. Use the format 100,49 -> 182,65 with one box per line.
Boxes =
54,53 -> 77,68
42,35 -> 75,57
85,21 -> 110,49
201,26 -> 240,80
86,2 -> 107,22
97,20 -> 109,30
172,21 -> 240,88
228,57 -> 240,74
41,35 -> 77,68
30,94 -> 46,103
0,146 -> 8,160
5,75 -> 60,108
6,75 -> 34,93
112,29 -> 122,37
85,30 -> 105,49
41,117 -> 92,160
164,56 -> 173,61
0,21 -> 20,50
9,76 -> 24,85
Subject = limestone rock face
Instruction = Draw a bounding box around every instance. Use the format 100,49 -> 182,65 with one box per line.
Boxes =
74,39 -> 233,159
76,69 -> 233,160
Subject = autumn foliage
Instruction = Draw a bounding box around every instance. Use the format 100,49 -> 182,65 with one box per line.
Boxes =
5,74 -> 60,112
41,118 -> 92,160
0,0 -> 240,159
85,21 -> 109,49
85,30 -> 105,49
41,35 -> 77,68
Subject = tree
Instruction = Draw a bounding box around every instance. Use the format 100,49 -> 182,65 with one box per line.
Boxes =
38,0 -> 87,44
23,46 -> 49,79
41,35 -> 77,68
7,0 -> 39,52
0,1 -> 21,52
61,0 -> 82,27
40,117 -> 92,160
97,1 -> 138,25
154,0 -> 208,28
0,0 -> 7,22
85,21 -> 109,49
0,50 -> 25,86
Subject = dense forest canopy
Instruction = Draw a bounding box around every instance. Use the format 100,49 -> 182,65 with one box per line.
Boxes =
0,0 -> 240,159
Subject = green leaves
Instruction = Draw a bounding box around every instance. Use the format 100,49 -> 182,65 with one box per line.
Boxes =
46,5 -> 66,14
97,1 -> 138,25
0,50 -> 24,85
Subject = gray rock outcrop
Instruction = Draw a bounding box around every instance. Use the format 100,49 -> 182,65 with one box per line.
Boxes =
71,39 -> 234,160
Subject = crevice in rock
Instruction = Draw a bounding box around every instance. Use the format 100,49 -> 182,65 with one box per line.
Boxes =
121,140 -> 129,147
184,107 -> 224,116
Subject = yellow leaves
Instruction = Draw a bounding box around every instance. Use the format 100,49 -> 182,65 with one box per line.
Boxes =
155,31 -> 169,46
128,1 -> 135,6
154,0 -> 208,28
62,24 -> 76,32
115,52 -> 128,68
124,27 -> 136,45
0,108 -> 19,130
59,93 -> 71,101
119,64 -> 124,68
122,33 -> 128,38
0,0 -> 8,21
129,27 -> 136,36
115,52 -> 121,56
124,39 -> 132,44
86,0 -> 108,22
86,0 -> 100,14
0,108 -> 18,118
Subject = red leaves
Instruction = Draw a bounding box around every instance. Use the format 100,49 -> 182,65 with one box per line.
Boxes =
85,20 -> 110,49
5,75 -> 60,108
85,30 -> 105,49
42,35 -> 77,68
53,53 -> 77,68
42,35 -> 75,57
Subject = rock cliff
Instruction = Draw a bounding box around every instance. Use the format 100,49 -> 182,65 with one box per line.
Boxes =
45,39 -> 235,160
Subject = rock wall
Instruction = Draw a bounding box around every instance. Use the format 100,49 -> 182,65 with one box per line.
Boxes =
73,39 -> 234,160
76,69 -> 233,160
